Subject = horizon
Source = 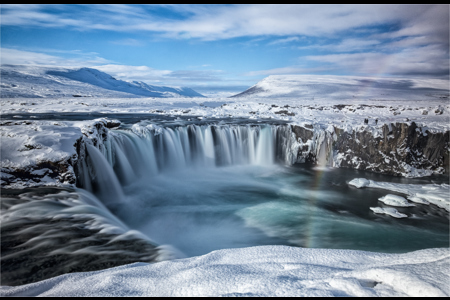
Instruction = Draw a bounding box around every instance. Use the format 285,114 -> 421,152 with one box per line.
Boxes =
1,4 -> 449,96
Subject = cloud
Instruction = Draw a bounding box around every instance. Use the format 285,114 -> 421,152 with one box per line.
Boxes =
305,44 -> 449,77
0,48 -> 112,67
268,37 -> 301,46
298,38 -> 381,53
243,66 -> 329,77
2,4 -> 447,41
2,5 -> 448,81
94,65 -> 227,85
93,64 -> 172,82
166,70 -> 225,81
0,47 -> 232,87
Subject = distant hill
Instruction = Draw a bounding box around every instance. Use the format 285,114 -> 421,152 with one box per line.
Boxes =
230,75 -> 449,100
0,65 -> 205,98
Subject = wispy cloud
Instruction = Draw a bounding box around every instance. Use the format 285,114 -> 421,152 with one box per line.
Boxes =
304,44 -> 449,77
268,37 -> 301,46
298,38 -> 381,53
1,5 -> 447,41
0,48 -> 112,67
93,64 -> 172,82
243,66 -> 328,77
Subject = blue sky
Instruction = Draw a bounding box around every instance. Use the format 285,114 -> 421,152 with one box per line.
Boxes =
1,4 -> 449,95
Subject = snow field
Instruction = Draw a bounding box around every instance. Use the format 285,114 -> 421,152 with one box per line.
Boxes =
1,246 -> 448,297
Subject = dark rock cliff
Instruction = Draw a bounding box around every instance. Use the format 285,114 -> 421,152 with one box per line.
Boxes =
291,122 -> 449,177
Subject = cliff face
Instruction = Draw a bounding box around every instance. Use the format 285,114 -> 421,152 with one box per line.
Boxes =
2,120 -> 448,191
291,122 -> 449,177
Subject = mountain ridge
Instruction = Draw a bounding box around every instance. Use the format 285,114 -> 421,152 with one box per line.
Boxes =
230,74 -> 449,100
0,65 -> 205,98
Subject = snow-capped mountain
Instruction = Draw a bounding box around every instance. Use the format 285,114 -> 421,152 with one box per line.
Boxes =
0,65 -> 205,98
231,74 -> 449,100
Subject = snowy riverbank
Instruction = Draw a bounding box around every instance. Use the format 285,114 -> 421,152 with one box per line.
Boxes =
1,245 -> 448,297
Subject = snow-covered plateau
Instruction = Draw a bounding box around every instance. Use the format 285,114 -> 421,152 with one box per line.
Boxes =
1,73 -> 449,297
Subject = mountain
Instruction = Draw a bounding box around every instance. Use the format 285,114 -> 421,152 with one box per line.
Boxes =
230,74 -> 449,100
0,65 -> 205,98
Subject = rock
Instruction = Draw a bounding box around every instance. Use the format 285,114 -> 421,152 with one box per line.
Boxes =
291,122 -> 449,177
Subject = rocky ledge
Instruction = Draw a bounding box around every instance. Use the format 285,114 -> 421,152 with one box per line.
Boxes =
291,122 -> 449,177
1,119 -> 448,190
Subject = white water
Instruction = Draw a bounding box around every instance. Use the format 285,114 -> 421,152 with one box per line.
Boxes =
78,124 -> 296,199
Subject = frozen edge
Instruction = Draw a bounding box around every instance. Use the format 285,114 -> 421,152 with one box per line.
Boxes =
349,178 -> 450,212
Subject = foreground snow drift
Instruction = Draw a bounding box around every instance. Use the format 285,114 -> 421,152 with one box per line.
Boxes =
1,246 -> 448,297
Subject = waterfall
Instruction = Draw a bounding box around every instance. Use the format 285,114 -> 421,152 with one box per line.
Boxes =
83,143 -> 126,205
76,123 -> 299,201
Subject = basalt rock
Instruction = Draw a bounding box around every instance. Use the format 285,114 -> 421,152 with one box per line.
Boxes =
291,122 -> 449,177
1,159 -> 76,188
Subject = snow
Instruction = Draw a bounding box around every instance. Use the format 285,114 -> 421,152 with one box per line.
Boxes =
0,120 -> 81,169
0,65 -> 205,98
377,194 -> 415,207
1,246 -> 448,297
233,74 -> 449,101
1,72 -> 449,296
370,207 -> 408,218
349,178 -> 450,212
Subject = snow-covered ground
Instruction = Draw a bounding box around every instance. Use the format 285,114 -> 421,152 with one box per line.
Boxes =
1,73 -> 449,297
0,65 -> 205,98
232,74 -> 450,101
1,246 -> 448,297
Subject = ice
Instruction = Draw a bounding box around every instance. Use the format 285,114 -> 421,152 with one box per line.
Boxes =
348,178 -> 371,188
377,194 -> 415,207
370,207 -> 408,218
349,178 -> 450,212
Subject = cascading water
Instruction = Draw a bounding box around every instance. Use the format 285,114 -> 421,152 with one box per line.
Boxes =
73,121 -> 449,259
76,123 -> 298,199
73,122 -> 304,256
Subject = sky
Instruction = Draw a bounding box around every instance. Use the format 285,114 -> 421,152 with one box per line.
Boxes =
1,4 -> 449,96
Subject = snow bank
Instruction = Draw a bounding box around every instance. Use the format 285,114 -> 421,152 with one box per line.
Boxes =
378,194 -> 415,207
370,207 -> 408,218
1,246 -> 448,297
349,178 -> 450,212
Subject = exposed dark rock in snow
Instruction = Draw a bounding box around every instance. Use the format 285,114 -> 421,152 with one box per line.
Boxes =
291,122 -> 449,177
